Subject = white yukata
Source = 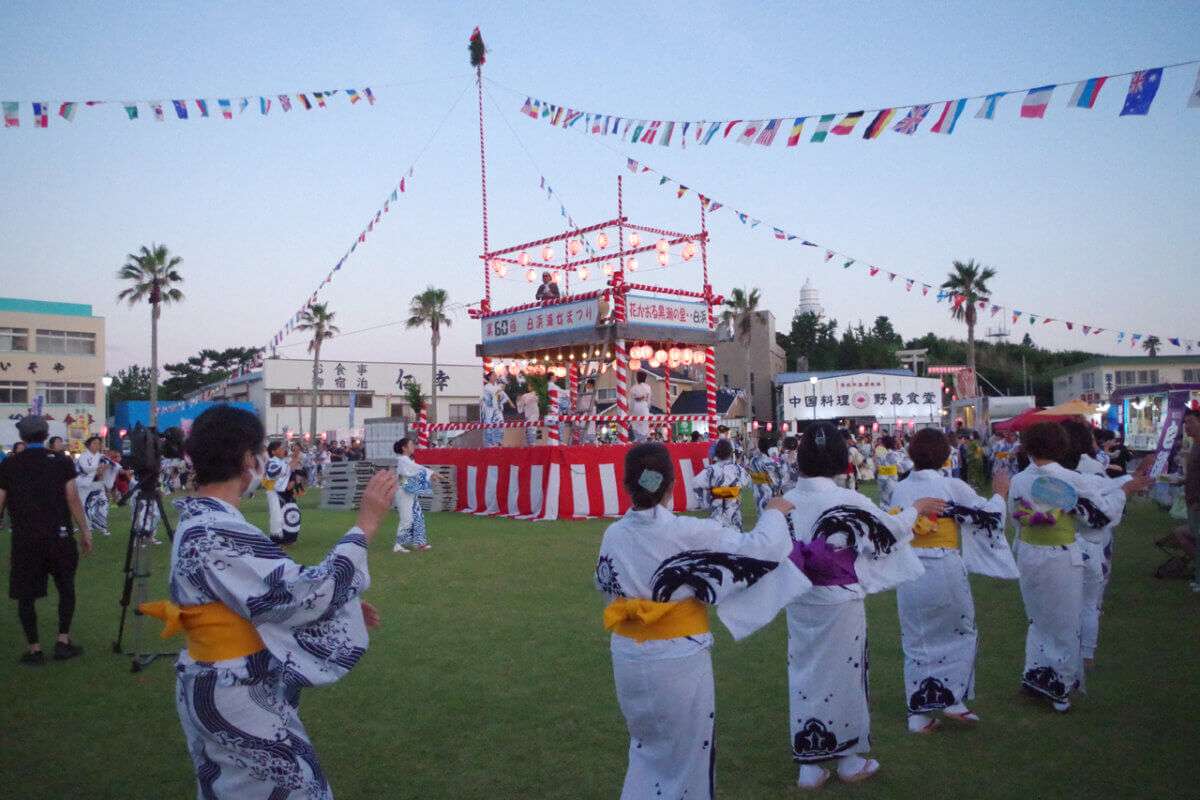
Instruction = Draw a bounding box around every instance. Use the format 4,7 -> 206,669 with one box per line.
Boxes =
1010,462 -> 1127,705
692,458 -> 752,531
746,451 -> 782,512
395,454 -> 432,549
782,477 -> 924,765
1074,454 -> 1132,661
517,391 -> 541,446
596,504 -> 811,800
480,382 -> 510,448
76,450 -> 116,534
874,448 -> 910,508
264,456 -> 301,545
167,496 -> 371,800
629,381 -> 652,442
889,470 -> 1014,716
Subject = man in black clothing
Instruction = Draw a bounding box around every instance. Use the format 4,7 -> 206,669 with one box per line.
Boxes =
535,271 -> 560,302
0,416 -> 93,665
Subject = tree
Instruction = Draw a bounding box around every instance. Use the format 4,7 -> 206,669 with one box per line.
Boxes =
1142,335 -> 1161,357
404,381 -> 427,417
941,259 -> 997,393
116,243 -> 184,427
784,311 -> 839,371
108,365 -> 155,405
720,287 -> 764,343
296,304 -> 339,437
405,287 -> 452,424
161,345 -> 265,400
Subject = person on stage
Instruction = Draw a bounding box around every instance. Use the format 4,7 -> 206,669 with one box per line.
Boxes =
263,440 -> 302,545
629,370 -> 653,442
576,376 -> 598,444
747,433 -> 782,513
516,383 -> 541,446
480,371 -> 513,448
889,429 -> 1015,734
535,271 -> 560,302
141,405 -> 396,800
782,423 -> 939,789
392,436 -> 443,553
693,439 -> 751,530
75,435 -> 116,537
595,442 -> 808,800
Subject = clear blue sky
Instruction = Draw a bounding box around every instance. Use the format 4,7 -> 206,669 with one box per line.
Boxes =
1,1 -> 1197,373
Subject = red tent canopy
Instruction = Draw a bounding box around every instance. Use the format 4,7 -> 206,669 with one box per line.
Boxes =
993,407 -> 1072,433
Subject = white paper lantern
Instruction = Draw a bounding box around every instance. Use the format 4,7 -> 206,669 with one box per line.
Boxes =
657,253 -> 669,267
681,242 -> 696,261
578,266 -> 589,281
541,245 -> 554,262
654,349 -> 668,363
629,232 -> 641,247
518,251 -> 530,266
568,239 -> 582,256
629,358 -> 642,371
655,238 -> 669,254
597,232 -> 609,249
626,257 -> 638,272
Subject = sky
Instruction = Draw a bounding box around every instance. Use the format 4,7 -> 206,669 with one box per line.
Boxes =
1,1 -> 1197,376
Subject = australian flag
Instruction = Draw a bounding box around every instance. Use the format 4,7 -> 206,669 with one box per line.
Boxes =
1120,68 -> 1162,116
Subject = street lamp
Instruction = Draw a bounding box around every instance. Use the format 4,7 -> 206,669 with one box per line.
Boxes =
809,376 -> 819,424
101,375 -> 114,447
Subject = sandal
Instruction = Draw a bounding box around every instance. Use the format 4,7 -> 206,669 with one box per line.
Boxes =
909,716 -> 942,734
796,766 -> 830,791
839,759 -> 881,784
944,709 -> 980,723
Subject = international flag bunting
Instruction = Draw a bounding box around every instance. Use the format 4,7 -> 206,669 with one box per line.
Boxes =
824,250 -> 834,261
786,117 -> 805,146
810,114 -> 836,142
676,185 -> 688,198
921,285 -> 930,295
659,121 -> 675,146
723,120 -> 742,138
2,101 -> 18,127
32,102 -> 48,128
218,99 -> 233,119
1120,68 -> 1162,116
172,100 -> 188,120
277,95 -> 291,112
737,120 -> 762,145
975,92 -> 1004,119
1131,333 -> 1142,348
298,94 -> 311,110
843,259 -> 855,269
1190,65 -> 1200,108
348,89 -> 361,105
869,266 -> 880,277
1011,311 -> 1023,323
58,102 -> 77,122
521,97 -> 537,118
1068,76 -> 1107,109
930,99 -> 966,134
905,279 -> 915,291
1021,85 -> 1055,118
151,102 -> 165,122
831,111 -> 863,135
238,97 -> 250,114
196,99 -> 209,117
123,102 -> 138,120
755,118 -> 780,146
862,108 -> 895,139
700,121 -> 720,145
364,88 -> 376,105
892,104 -> 930,135
773,227 -> 787,240
1117,332 -> 1126,343
1169,337 -> 1181,347
313,92 -> 327,109
1082,325 -> 1091,335
260,97 -> 271,115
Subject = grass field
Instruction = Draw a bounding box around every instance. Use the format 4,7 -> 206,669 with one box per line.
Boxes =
1,486 -> 1198,799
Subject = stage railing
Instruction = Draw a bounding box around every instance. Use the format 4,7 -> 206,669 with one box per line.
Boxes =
412,413 -> 711,433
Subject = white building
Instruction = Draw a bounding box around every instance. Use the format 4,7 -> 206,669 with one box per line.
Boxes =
198,357 -> 485,437
794,277 -> 824,319
1051,355 -> 1200,405
776,369 -> 944,430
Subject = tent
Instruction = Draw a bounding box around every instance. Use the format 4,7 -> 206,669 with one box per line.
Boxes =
1037,399 -> 1096,417
992,407 -> 1073,433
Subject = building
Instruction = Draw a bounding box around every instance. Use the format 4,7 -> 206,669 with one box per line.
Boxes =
197,357 -> 486,437
1050,355 -> 1200,405
0,297 -> 107,448
714,308 -> 787,422
794,276 -> 824,319
775,368 -> 943,431
594,363 -> 699,415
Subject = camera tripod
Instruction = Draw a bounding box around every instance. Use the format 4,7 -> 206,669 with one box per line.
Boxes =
111,475 -> 177,673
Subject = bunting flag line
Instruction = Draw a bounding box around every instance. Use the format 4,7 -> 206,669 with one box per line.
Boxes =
613,150 -> 1196,353
507,56 -> 1200,150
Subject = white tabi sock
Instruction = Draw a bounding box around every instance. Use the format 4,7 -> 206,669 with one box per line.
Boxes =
907,713 -> 933,732
797,764 -> 829,789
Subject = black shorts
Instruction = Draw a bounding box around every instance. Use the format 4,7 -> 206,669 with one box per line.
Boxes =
9,532 -> 78,601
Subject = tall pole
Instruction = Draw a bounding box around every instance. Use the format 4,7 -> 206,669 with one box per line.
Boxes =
614,176 -> 630,444
701,195 -> 717,441
472,28 -> 493,385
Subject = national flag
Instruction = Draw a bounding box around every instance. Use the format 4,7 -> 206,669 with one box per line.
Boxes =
563,109 -> 584,127
824,250 -> 834,261
708,202 -> 722,213
1130,333 -> 1142,348
550,106 -> 566,126
1120,68 -> 1162,116
298,94 -> 312,110
905,279 -> 914,291
58,102 -> 77,122
862,108 -> 895,139
1093,328 -> 1104,335
975,92 -> 1004,119
921,285 -> 930,295
1043,317 -> 1054,325
520,97 -> 537,117
630,120 -> 646,141
364,88 -> 376,105
611,116 -> 623,134
1065,322 -> 1074,330
1028,315 -> 1037,325
591,115 -> 604,134
659,121 -> 676,146
640,120 -> 662,144
218,98 -> 233,119
28,102 -> 46,128
678,121 -> 690,146
626,157 -> 639,173
658,176 -> 670,185
347,89 -> 361,104
195,99 -> 209,117
399,177 -> 406,192
1190,65 -> 1200,108
930,99 -> 966,134
786,117 -> 805,146
737,212 -> 748,224
313,92 -> 327,109
892,104 -> 930,134
1012,310 -> 1022,323
1082,325 -> 1091,335
810,114 -> 836,142
238,97 -> 250,114
390,189 -> 398,202
3,100 -> 19,127
843,259 -> 854,269
750,219 -> 761,228
1116,331 -> 1125,343
1021,85 -> 1055,118
260,97 -> 271,115
868,266 -> 880,277
151,102 -> 166,122
701,121 -> 721,144
1169,337 -> 1181,347
172,100 -> 188,119
991,305 -> 1001,317
887,272 -> 897,281
123,102 -> 138,120
831,110 -> 864,135
676,185 -> 688,198
755,118 -> 781,146
1068,76 -> 1107,109
277,95 -> 291,112
801,241 -> 817,247
737,120 -> 762,144
723,120 -> 742,138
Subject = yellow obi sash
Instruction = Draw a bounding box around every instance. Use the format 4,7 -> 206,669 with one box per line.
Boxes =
749,471 -> 773,485
877,465 -> 899,478
139,600 -> 266,662
1019,516 -> 1076,547
711,486 -> 741,499
912,516 -> 960,549
995,451 -> 1009,459
603,597 -> 710,643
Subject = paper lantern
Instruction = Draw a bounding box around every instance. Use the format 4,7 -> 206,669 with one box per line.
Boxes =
518,251 -> 530,266
781,422 -> 789,433
657,253 -> 669,267
602,262 -> 614,276
629,358 -> 642,371
578,266 -> 589,281
752,420 -> 760,431
680,349 -> 694,365
654,349 -> 668,363
526,269 -> 537,282
669,348 -> 681,362
872,422 -> 880,432
626,257 -> 638,272
655,238 -> 669,254
681,242 -> 696,261
629,232 -> 641,247
693,349 -> 706,364
497,263 -> 508,278
766,422 -> 774,432
541,245 -> 554,262
648,359 -> 660,369
568,239 -> 582,256
597,232 -> 609,249
858,425 -> 866,435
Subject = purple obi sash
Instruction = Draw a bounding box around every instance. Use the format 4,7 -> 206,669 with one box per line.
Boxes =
789,539 -> 858,586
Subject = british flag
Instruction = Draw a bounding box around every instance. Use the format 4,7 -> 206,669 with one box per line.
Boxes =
892,104 -> 930,135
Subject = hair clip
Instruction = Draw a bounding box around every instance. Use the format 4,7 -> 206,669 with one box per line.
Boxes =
637,468 -> 664,493
814,428 -> 827,448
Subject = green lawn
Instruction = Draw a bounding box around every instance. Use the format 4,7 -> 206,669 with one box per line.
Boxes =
1,487 -> 1197,799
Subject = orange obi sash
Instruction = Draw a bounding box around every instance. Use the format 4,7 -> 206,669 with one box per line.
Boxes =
603,597 -> 710,643
912,516 -> 960,549
749,471 -> 773,485
710,486 -> 741,499
139,600 -> 266,662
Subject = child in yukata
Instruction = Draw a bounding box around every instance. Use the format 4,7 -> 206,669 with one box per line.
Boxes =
392,437 -> 446,553
693,439 -> 752,531
747,433 -> 783,513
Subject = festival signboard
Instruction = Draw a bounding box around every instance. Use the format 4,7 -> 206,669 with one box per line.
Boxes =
624,292 -> 709,333
480,297 -> 597,345
780,372 -> 943,425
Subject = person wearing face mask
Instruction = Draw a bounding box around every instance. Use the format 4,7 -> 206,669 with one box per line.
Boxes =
140,405 -> 397,800
263,440 -> 303,545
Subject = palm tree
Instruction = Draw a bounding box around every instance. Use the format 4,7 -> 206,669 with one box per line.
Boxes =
1142,335 -> 1161,357
720,287 -> 764,343
295,303 -> 339,438
941,259 -> 997,390
116,243 -> 184,427
406,287 -> 453,424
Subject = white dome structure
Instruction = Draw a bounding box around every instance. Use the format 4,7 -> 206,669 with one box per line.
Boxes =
795,277 -> 824,319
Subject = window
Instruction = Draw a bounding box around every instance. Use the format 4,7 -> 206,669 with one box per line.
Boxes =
722,373 -> 730,387
1081,372 -> 1095,390
270,391 -> 373,408
448,404 -> 479,423
35,381 -> 95,405
750,372 -> 756,395
35,329 -> 96,355
1136,370 -> 1159,385
1114,370 -> 1138,387
1184,369 -> 1200,383
597,388 -> 616,402
0,380 -> 28,403
0,327 -> 28,352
